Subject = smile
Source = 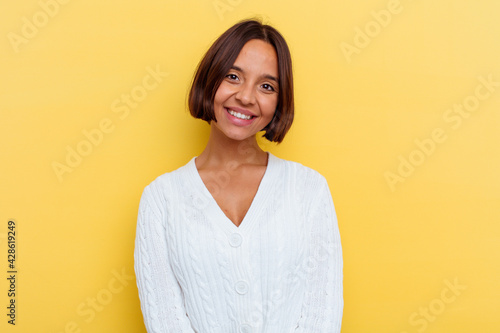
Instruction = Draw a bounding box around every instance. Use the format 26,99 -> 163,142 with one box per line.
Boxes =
226,108 -> 254,120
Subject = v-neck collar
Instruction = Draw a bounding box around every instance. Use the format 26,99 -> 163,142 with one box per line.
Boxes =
187,151 -> 277,234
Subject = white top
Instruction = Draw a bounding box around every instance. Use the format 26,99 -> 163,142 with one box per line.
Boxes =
134,151 -> 343,333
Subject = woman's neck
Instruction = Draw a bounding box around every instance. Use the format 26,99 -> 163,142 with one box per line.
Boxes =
195,123 -> 268,170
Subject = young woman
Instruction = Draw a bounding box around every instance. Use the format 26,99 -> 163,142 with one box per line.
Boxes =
134,18 -> 343,333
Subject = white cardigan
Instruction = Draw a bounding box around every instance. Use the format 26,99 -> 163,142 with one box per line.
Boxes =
134,151 -> 343,333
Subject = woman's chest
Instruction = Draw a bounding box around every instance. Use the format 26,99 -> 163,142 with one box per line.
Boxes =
197,165 -> 267,228
164,194 -> 309,285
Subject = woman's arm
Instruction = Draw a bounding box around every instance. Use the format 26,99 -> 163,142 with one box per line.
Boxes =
294,176 -> 343,332
134,185 -> 196,333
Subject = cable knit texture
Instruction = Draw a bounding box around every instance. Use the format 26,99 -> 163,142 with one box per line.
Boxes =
134,151 -> 343,333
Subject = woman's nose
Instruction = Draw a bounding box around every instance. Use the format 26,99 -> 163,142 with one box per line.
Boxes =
235,83 -> 256,105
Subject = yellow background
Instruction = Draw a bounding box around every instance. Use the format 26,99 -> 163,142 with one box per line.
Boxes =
1,0 -> 499,332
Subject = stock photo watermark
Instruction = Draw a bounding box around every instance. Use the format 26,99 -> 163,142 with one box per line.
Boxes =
55,267 -> 134,333
5,220 -> 18,325
51,65 -> 169,183
7,0 -> 72,53
213,0 -> 244,21
340,0 -> 419,63
400,277 -> 466,333
384,74 -> 498,192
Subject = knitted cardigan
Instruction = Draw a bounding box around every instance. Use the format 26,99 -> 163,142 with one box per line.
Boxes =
134,151 -> 343,333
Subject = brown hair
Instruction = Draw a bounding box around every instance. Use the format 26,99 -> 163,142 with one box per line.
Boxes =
188,18 -> 294,144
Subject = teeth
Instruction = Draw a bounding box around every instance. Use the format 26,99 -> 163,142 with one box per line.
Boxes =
227,109 -> 252,120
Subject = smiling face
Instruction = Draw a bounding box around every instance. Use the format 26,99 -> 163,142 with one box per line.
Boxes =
212,39 -> 279,141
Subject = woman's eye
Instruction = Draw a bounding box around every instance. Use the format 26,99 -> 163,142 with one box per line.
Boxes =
262,84 -> 275,92
226,74 -> 239,80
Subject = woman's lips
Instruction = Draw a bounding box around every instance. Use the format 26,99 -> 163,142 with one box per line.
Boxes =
225,106 -> 256,117
225,107 -> 257,126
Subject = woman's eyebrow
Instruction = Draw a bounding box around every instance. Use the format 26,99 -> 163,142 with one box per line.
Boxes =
230,65 -> 279,84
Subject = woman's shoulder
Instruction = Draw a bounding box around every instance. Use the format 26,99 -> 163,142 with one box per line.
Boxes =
273,154 -> 331,212
275,154 -> 327,183
141,156 -> 195,199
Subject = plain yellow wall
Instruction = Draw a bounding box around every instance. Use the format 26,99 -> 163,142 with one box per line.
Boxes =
1,0 -> 499,332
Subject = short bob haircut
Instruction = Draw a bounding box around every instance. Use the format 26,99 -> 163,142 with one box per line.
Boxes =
188,18 -> 294,144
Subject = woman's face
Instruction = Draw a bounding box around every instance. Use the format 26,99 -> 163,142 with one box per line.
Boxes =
212,39 -> 279,141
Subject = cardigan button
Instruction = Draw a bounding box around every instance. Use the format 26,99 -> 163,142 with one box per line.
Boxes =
235,280 -> 249,295
229,233 -> 243,247
239,324 -> 252,332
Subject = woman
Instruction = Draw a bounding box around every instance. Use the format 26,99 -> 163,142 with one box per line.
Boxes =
134,18 -> 343,333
